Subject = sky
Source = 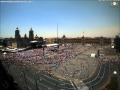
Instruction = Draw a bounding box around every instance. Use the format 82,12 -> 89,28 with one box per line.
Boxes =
0,0 -> 120,38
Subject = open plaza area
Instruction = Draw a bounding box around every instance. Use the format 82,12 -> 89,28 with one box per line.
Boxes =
1,44 -> 120,90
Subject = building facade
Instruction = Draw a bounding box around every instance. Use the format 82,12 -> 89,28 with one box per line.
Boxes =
15,27 -> 21,41
29,28 -> 34,41
63,37 -> 111,45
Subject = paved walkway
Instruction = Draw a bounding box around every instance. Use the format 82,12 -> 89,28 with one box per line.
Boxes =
74,80 -> 89,90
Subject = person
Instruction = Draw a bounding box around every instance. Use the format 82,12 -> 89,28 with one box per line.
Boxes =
98,50 -> 100,57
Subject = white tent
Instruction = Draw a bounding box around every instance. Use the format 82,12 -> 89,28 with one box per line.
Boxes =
91,53 -> 96,58
46,43 -> 59,47
30,40 -> 38,43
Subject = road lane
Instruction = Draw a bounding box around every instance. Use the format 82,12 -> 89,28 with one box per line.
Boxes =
83,61 -> 104,86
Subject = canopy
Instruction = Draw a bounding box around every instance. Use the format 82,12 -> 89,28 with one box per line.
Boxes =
46,43 -> 59,47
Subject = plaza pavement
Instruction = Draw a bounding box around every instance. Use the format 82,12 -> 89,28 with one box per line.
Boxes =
33,44 -> 103,90
2,44 -> 116,90
51,45 -> 100,80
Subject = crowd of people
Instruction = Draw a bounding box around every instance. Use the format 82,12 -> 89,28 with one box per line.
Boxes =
1,44 -> 119,90
3,44 -> 100,80
4,44 -> 88,69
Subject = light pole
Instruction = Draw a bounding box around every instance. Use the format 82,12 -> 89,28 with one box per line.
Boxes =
57,23 -> 58,44
82,32 -> 85,45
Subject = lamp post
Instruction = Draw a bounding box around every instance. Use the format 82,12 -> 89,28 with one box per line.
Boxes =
82,32 -> 85,45
57,23 -> 58,44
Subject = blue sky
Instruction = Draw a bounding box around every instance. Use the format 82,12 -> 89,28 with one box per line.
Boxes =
0,0 -> 120,38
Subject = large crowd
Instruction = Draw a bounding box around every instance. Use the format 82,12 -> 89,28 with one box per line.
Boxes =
3,44 -> 100,80
5,45 -> 83,70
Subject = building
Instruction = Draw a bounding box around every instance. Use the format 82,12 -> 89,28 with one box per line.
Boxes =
15,27 -> 22,48
12,27 -> 31,48
5,27 -> 112,48
15,27 -> 21,41
114,35 -> 120,53
22,34 -> 30,47
63,37 -> 111,45
29,28 -> 34,40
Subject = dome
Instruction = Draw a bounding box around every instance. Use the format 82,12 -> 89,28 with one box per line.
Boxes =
16,26 -> 19,31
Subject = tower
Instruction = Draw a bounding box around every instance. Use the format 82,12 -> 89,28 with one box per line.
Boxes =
15,27 -> 21,41
82,32 -> 85,45
29,28 -> 34,40
14,27 -> 21,48
24,34 -> 27,39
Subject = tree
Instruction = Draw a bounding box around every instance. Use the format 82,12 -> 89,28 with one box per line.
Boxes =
1,39 -> 8,47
